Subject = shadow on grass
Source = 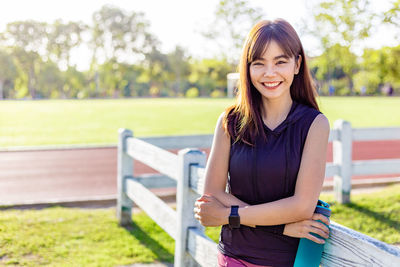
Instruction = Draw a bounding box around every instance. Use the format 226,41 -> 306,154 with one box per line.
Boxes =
345,202 -> 400,232
123,222 -> 174,264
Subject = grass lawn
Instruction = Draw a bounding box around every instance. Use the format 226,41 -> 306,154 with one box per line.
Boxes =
1,97 -> 399,147
1,184 -> 399,266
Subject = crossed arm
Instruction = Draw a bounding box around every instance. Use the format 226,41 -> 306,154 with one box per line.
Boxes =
194,112 -> 331,243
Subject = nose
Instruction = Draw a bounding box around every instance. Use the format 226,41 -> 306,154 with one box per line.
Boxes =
262,64 -> 276,77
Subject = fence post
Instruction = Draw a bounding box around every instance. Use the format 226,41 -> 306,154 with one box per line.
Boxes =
175,148 -> 207,267
333,120 -> 352,204
117,128 -> 134,226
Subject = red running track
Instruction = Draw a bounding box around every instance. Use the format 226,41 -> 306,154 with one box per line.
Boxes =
0,141 -> 399,204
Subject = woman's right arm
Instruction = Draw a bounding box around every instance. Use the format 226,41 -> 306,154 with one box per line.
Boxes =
202,112 -> 248,207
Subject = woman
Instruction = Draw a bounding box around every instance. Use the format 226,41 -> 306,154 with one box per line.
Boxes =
194,19 -> 330,267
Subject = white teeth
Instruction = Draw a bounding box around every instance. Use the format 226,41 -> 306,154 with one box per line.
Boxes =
263,82 -> 280,87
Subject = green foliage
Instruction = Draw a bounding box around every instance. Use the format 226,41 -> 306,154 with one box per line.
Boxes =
185,87 -> 199,98
352,70 -> 380,95
0,2 -> 399,99
311,0 -> 374,48
210,89 -> 225,98
189,58 -> 231,96
202,0 -> 263,65
90,5 -> 154,64
383,0 -> 400,27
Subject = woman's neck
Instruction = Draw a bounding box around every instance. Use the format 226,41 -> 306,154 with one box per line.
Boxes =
261,96 -> 293,130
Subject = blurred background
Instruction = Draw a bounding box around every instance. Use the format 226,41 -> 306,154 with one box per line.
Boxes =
1,1 -> 399,266
0,0 -> 399,100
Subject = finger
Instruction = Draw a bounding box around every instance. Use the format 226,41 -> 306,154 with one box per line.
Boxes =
196,196 -> 209,204
305,232 -> 326,244
309,226 -> 329,239
311,221 -> 330,236
199,194 -> 212,201
312,213 -> 330,226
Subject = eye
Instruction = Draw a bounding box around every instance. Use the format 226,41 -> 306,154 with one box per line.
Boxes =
252,62 -> 263,66
276,61 -> 287,65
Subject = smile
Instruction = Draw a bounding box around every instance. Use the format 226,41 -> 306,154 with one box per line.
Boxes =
262,81 -> 282,89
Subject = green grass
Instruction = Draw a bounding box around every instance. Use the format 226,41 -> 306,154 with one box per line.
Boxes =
0,208 -> 174,266
1,185 -> 399,266
1,97 -> 399,147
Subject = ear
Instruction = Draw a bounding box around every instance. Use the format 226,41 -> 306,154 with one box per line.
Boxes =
294,55 -> 302,75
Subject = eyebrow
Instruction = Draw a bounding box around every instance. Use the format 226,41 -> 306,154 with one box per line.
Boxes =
254,54 -> 290,61
274,54 -> 290,60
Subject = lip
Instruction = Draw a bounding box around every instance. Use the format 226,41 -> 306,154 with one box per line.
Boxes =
261,81 -> 282,90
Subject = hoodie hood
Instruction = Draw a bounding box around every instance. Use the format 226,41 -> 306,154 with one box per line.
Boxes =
262,101 -> 309,136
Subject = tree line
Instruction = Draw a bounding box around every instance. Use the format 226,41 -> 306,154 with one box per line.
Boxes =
0,0 -> 399,99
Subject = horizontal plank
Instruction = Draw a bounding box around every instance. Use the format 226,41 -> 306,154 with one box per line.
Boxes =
187,227 -> 218,267
126,178 -> 177,239
189,165 -> 206,195
134,174 -> 176,188
352,127 -> 400,141
140,135 -> 213,149
325,163 -> 340,177
322,222 -> 400,266
328,129 -> 339,142
127,137 -> 179,180
352,159 -> 400,176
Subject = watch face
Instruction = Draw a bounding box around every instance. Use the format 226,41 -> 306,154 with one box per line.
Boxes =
229,215 -> 240,228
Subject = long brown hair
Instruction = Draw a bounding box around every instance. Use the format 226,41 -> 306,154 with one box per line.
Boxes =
223,19 -> 319,146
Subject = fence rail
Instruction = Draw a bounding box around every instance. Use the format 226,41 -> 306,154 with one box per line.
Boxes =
117,121 -> 400,267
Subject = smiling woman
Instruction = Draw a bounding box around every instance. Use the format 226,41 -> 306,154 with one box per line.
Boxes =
194,19 -> 330,267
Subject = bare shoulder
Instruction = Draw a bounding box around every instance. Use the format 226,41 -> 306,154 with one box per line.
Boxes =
304,113 -> 330,147
309,113 -> 330,135
215,111 -> 227,135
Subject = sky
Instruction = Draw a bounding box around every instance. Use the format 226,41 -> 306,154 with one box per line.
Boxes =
1,0 -> 397,70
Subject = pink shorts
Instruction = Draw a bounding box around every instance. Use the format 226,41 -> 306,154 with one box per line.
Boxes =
217,251 -> 272,267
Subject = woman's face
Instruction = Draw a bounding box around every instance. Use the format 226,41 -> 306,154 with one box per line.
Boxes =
249,40 -> 301,102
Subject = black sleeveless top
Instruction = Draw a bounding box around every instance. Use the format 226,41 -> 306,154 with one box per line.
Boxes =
218,101 -> 321,267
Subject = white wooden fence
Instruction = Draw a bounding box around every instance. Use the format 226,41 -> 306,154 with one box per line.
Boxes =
117,122 -> 400,267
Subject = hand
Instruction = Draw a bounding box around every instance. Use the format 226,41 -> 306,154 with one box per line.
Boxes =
193,195 -> 229,227
283,213 -> 330,244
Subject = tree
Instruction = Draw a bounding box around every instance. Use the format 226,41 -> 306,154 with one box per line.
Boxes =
188,58 -> 231,96
0,49 -> 17,99
203,0 -> 263,66
309,44 -> 357,94
166,46 -> 191,96
383,0 -> 400,27
47,20 -> 87,70
90,5 -> 156,65
0,20 -> 47,98
361,45 -> 400,89
306,0 -> 375,94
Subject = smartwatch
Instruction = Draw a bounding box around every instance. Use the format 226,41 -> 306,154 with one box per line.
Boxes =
229,205 -> 240,229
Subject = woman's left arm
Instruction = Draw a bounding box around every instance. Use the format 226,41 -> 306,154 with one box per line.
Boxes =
195,114 -> 330,226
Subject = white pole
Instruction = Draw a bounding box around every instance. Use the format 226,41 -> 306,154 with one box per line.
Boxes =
117,128 -> 134,226
333,120 -> 352,204
227,73 -> 239,98
175,148 -> 206,267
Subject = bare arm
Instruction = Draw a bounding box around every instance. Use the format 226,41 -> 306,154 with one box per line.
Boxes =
202,112 -> 248,207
